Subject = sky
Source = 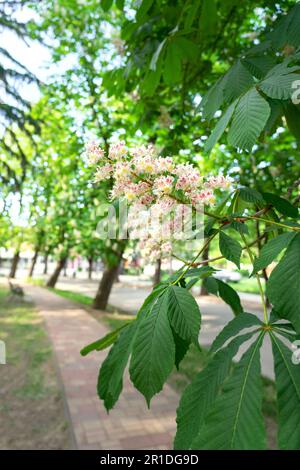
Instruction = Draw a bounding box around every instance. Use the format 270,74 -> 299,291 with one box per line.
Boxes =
0,6 -> 77,105
0,5 -> 80,226
0,7 -> 51,225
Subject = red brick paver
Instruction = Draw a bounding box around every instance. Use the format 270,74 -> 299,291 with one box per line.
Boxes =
26,286 -> 179,450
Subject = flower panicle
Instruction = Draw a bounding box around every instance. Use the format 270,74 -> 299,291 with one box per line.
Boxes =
86,139 -> 232,261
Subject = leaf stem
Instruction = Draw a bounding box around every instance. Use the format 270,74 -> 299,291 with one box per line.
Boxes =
172,231 -> 219,285
173,233 -> 266,266
246,215 -> 300,232
240,232 -> 268,324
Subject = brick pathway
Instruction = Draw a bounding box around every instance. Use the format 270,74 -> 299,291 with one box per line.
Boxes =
26,286 -> 179,450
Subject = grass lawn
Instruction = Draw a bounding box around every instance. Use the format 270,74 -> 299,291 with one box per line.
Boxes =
51,285 -> 277,448
229,277 -> 263,295
50,287 -> 131,330
0,286 -> 71,449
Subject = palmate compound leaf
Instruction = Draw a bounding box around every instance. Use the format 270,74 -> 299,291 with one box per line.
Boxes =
174,331 -> 257,450
190,331 -> 266,450
167,285 -> 201,345
227,87 -> 270,151
129,289 -> 175,406
267,233 -> 300,334
271,333 -> 300,449
252,231 -> 296,275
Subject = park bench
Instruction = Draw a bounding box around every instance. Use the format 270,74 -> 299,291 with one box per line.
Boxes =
8,280 -> 24,298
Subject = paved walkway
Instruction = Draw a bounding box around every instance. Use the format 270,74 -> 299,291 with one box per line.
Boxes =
26,285 -> 179,450
55,277 -> 275,379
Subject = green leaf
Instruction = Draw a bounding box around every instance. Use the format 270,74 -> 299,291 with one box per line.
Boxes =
167,285 -> 201,344
200,76 -> 226,120
238,187 -> 264,204
116,0 -> 125,10
223,60 -> 254,103
210,311 -> 262,353
263,99 -> 284,136
183,266 -> 214,279
98,320 -> 138,411
228,88 -> 270,150
175,37 -> 199,61
184,1 -> 201,29
204,100 -> 237,153
219,231 -> 242,268
271,334 -> 300,450
242,55 -> 276,80
260,73 -> 300,100
267,233 -> 300,333
142,67 -> 161,96
129,291 -> 175,405
262,192 -> 299,218
284,103 -> 300,140
203,276 -> 219,295
199,0 -> 218,38
136,0 -> 153,21
174,332 -> 258,450
285,3 -> 300,45
191,333 -> 266,449
163,41 -> 182,84
228,220 -> 249,235
217,279 -> 243,316
252,232 -> 296,274
149,39 -> 166,71
172,329 -> 190,370
203,277 -> 243,316
101,0 -> 113,11
80,322 -> 130,356
137,282 -> 168,318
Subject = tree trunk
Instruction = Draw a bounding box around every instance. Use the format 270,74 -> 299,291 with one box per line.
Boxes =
9,251 -> 20,279
200,242 -> 210,296
46,256 -> 67,288
88,257 -> 93,280
92,264 -> 119,310
63,259 -> 68,277
28,249 -> 39,278
153,258 -> 162,286
43,253 -> 49,275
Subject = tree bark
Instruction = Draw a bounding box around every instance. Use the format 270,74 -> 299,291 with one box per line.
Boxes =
153,258 -> 162,286
43,253 -> 49,275
46,256 -> 67,288
92,264 -> 119,310
88,257 -> 93,280
28,249 -> 39,278
63,259 -> 68,277
9,251 -> 20,279
200,242 -> 210,296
